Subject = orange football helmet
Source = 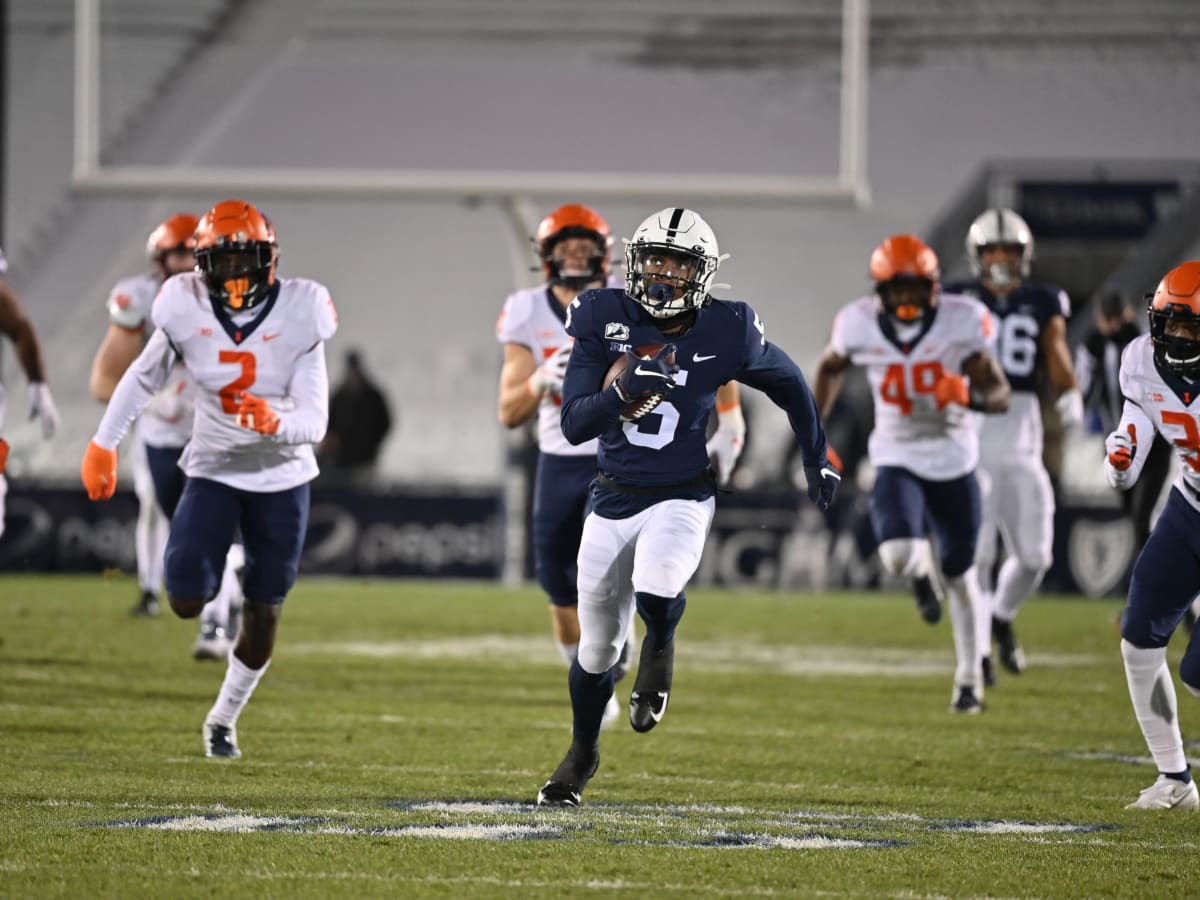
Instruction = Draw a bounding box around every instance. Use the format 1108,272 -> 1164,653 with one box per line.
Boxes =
869,234 -> 940,324
147,213 -> 199,277
534,204 -> 612,289
194,199 -> 278,312
1148,260 -> 1200,378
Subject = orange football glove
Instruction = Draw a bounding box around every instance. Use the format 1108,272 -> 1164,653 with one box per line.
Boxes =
933,372 -> 970,411
1106,423 -> 1137,471
81,440 -> 118,501
0,438 -> 8,476
234,392 -> 281,436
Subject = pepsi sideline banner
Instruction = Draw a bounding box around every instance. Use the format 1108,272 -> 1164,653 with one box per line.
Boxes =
0,484 -> 1133,596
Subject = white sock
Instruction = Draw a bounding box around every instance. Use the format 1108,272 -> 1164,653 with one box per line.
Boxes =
556,641 -> 578,666
1121,639 -> 1188,774
975,583 -> 993,665
206,654 -> 270,727
135,500 -> 167,593
993,558 -> 1047,622
878,538 -> 932,578
945,569 -> 981,693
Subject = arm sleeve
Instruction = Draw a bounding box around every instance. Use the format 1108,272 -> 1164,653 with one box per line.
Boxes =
275,343 -> 330,445
1104,397 -> 1155,489
559,294 -> 625,444
735,304 -> 829,468
92,328 -> 178,449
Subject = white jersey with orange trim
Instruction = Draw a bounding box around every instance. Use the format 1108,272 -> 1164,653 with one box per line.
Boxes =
105,272 -> 193,449
830,292 -> 994,481
1116,335 -> 1200,512
496,284 -> 598,457
93,272 -> 338,493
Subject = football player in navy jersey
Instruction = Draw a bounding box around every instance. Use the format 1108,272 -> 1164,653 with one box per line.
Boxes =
944,208 -> 1083,686
535,207 -> 839,807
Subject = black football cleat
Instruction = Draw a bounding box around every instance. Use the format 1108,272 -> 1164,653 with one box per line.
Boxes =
203,721 -> 241,759
912,575 -> 942,625
992,616 -> 1025,674
130,590 -> 160,618
536,743 -> 599,807
981,655 -> 997,688
630,639 -> 674,733
949,685 -> 984,714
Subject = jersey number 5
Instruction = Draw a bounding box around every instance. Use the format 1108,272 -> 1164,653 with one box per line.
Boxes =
879,361 -> 944,415
218,350 -> 257,413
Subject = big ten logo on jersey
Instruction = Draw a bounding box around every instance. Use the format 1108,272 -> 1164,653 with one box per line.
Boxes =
879,361 -> 945,415
996,313 -> 1038,379
1160,410 -> 1200,473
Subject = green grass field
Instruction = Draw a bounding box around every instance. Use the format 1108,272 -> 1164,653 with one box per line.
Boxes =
2,575 -> 1197,898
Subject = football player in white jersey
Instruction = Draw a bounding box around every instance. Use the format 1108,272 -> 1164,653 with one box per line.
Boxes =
0,246 -> 61,538
815,234 -> 1011,713
82,199 -> 337,760
496,205 -> 744,730
89,213 -> 243,649
1106,260 -> 1200,811
946,208 -> 1083,686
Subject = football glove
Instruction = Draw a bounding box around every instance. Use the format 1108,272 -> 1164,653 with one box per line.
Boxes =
28,381 -> 60,439
81,440 -> 118,501
234,392 -> 281,436
0,437 -> 8,476
1055,387 -> 1084,429
706,403 -> 746,487
614,345 -> 678,403
528,342 -> 573,397
1106,423 -> 1137,472
804,461 -> 841,512
933,371 -> 970,411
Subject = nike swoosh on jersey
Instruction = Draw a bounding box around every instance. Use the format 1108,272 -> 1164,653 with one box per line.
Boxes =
692,353 -> 717,362
633,365 -> 673,380
262,332 -> 283,342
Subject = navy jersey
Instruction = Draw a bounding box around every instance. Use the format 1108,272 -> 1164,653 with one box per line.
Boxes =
942,280 -> 1069,394
561,288 -> 827,516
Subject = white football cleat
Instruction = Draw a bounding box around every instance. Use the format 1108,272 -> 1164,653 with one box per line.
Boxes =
193,623 -> 232,661
1125,775 -> 1200,810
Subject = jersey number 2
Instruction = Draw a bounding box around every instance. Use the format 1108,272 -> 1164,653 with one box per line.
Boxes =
218,350 -> 257,413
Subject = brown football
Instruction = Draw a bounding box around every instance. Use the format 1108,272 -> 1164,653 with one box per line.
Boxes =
603,344 -> 675,420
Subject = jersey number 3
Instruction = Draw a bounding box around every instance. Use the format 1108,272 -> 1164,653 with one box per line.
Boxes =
218,350 -> 257,413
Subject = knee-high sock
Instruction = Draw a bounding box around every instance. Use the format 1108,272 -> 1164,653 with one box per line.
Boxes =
202,546 -> 245,629
636,591 -> 686,653
993,558 -> 1047,622
135,500 -> 168,593
945,568 -> 981,692
569,658 -> 613,748
206,655 -> 269,727
1122,639 -> 1188,775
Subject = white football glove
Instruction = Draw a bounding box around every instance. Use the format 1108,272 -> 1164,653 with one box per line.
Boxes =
706,403 -> 746,487
528,342 -> 573,398
1105,423 -> 1137,488
1055,387 -> 1084,429
28,381 -> 60,439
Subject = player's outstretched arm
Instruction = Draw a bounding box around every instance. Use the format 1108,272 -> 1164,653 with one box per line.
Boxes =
91,328 -> 177,451
497,342 -> 544,429
0,278 -> 59,438
1042,315 -> 1084,426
